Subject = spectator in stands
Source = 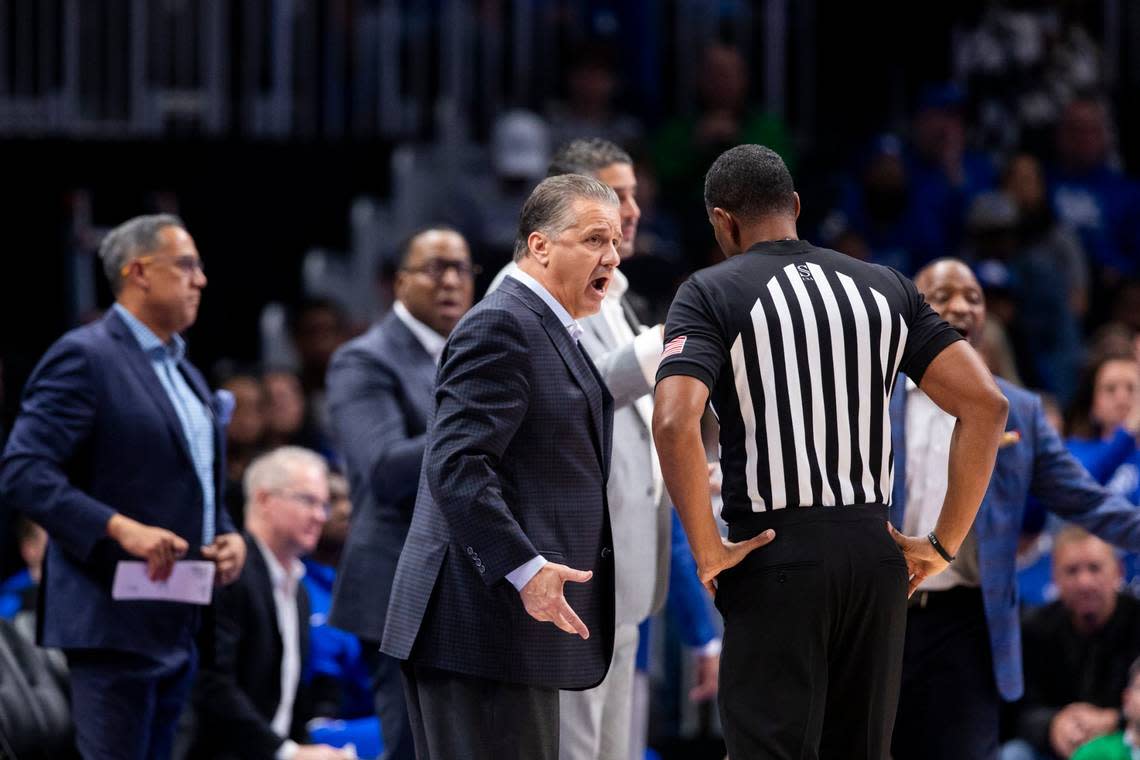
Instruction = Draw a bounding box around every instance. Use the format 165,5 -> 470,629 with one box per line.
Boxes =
653,42 -> 795,190
1005,153 -> 1089,317
0,517 -> 45,620
192,446 -> 352,760
263,369 -> 335,462
546,43 -> 644,149
906,82 -> 997,260
1071,656 -> 1140,760
1065,351 -> 1140,506
327,226 -> 475,760
1006,527 -> 1140,760
1004,153 -> 1089,402
652,42 -> 795,268
0,214 -> 245,760
304,472 -> 374,722
220,372 -> 268,528
832,134 -> 944,274
1048,97 -> 1140,302
288,298 -> 351,445
891,259 -> 1140,760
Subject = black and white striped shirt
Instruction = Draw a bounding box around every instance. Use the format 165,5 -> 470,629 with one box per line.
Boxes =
657,239 -> 960,523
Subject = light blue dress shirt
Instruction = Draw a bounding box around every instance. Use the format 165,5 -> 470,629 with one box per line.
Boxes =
112,303 -> 216,546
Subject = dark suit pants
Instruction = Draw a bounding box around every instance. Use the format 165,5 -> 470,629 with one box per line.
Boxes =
66,645 -> 196,760
361,640 -> 416,760
400,661 -> 558,760
891,586 -> 1001,760
716,508 -> 908,760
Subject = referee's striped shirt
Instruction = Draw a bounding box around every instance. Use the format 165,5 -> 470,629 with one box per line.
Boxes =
657,239 -> 961,523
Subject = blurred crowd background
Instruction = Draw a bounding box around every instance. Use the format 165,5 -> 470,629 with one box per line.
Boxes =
3,1 -> 1140,758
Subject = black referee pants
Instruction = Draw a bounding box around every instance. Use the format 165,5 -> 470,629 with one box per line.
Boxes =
715,506 -> 908,760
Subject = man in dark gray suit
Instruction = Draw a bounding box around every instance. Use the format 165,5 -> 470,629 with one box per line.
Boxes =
382,174 -> 621,759
326,227 -> 475,760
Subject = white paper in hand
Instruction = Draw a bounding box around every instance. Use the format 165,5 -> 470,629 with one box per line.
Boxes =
112,560 -> 216,605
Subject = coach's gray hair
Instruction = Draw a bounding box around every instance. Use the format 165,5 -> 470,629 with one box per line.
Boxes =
98,214 -> 187,295
513,174 -> 619,262
243,446 -> 328,503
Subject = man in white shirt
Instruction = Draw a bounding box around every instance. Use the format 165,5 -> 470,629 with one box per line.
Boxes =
193,446 -> 352,760
326,227 -> 476,760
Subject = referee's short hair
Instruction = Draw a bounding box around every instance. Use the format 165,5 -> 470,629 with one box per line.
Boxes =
547,138 -> 632,178
704,144 -> 796,221
513,174 -> 619,262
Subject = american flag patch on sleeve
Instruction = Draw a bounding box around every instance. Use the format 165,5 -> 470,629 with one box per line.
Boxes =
661,336 -> 687,358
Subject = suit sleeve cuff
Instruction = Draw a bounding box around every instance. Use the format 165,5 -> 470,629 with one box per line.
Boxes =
275,739 -> 299,760
633,326 -> 664,387
506,555 -> 547,591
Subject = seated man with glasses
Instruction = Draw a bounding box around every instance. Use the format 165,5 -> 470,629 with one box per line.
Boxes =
190,446 -> 354,760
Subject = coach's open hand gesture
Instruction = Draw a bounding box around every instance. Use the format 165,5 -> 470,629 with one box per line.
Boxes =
520,562 -> 594,639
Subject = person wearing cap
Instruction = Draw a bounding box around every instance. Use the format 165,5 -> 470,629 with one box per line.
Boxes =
889,258 -> 1140,760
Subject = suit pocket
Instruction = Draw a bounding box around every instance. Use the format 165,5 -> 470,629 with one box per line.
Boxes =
539,550 -> 565,565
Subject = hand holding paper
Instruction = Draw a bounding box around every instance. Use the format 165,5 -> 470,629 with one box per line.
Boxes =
106,514 -> 188,581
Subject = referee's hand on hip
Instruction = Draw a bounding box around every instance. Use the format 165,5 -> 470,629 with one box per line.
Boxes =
887,523 -> 950,597
698,529 -> 777,595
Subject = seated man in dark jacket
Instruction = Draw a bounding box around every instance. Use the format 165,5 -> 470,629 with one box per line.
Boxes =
1011,526 -> 1140,759
192,446 -> 352,760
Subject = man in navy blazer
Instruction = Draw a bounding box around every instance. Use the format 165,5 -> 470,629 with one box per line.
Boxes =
889,258 -> 1140,760
0,215 -> 245,760
382,174 -> 621,759
326,227 -> 475,760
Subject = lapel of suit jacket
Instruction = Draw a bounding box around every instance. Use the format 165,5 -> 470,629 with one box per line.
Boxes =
888,377 -> 908,529
502,278 -> 607,469
105,310 -> 200,472
382,311 -> 440,402
245,535 -> 285,663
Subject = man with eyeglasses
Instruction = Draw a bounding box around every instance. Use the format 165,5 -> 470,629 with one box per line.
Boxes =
0,213 -> 246,760
192,446 -> 354,760
326,226 -> 476,760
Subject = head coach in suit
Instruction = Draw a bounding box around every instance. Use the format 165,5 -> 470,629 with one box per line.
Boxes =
0,214 -> 246,760
324,226 -> 475,760
486,138 -> 684,760
381,173 -> 621,759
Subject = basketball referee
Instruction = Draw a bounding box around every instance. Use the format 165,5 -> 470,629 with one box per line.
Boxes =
653,145 -> 1009,760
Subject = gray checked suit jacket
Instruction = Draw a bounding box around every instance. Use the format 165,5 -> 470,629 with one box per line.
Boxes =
491,262 -> 671,626
326,311 -> 437,643
381,276 -> 616,689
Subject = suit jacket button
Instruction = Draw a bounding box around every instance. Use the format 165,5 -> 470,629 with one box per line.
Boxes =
466,546 -> 475,555
601,547 -> 612,559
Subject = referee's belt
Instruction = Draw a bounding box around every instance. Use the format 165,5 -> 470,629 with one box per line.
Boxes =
907,585 -> 981,610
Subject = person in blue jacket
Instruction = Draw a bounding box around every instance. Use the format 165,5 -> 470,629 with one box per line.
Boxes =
889,259 -> 1140,760
1066,350 -> 1140,505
